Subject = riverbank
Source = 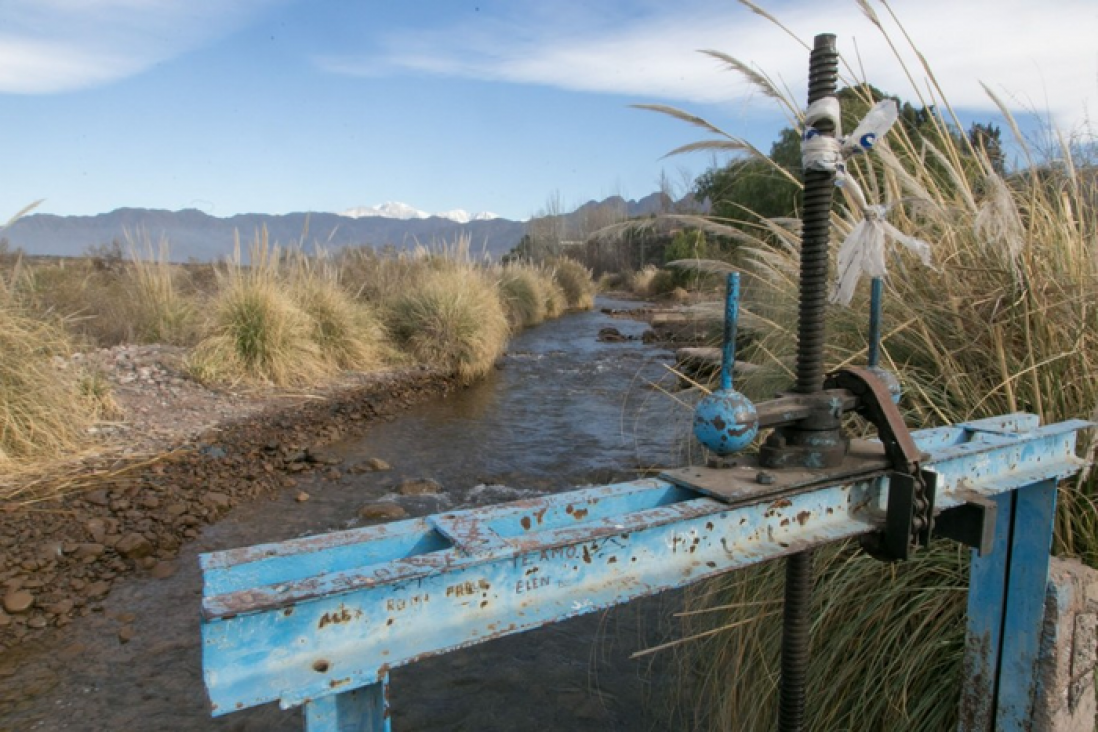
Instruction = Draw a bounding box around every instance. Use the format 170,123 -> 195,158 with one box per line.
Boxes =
0,344 -> 458,652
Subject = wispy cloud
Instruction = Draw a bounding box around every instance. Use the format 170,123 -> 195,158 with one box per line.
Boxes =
0,0 -> 280,94
319,0 -> 1098,130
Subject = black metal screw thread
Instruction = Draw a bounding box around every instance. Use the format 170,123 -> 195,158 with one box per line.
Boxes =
795,33 -> 839,396
779,551 -> 814,731
779,33 -> 838,732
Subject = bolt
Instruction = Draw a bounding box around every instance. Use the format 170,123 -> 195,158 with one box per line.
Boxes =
756,471 -> 776,485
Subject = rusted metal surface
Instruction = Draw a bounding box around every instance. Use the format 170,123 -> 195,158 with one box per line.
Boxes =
200,413 -> 1089,727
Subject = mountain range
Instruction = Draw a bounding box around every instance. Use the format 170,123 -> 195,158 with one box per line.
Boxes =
1,193 -> 677,262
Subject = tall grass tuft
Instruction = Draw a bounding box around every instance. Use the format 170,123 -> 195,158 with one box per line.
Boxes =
385,266 -> 509,382
187,232 -> 330,386
285,249 -> 390,371
0,299 -> 93,469
497,263 -> 548,329
547,257 -> 597,310
644,3 -> 1098,728
125,230 -> 198,346
677,542 -> 968,731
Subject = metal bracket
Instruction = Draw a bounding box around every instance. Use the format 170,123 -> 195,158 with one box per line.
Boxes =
882,469 -> 938,561
935,490 -> 998,556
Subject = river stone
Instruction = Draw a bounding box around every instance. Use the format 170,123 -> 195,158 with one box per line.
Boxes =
44,599 -> 74,616
83,490 -> 110,507
202,492 -> 231,509
115,533 -> 153,559
84,581 -> 111,599
397,478 -> 441,496
295,491 -> 310,503
358,503 -> 408,521
149,561 -> 176,580
73,543 -> 106,560
306,448 -> 343,465
3,591 -> 34,614
118,625 -> 135,644
350,457 -> 391,474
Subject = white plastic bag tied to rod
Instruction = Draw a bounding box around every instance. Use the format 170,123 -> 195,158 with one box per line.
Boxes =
800,97 -> 934,305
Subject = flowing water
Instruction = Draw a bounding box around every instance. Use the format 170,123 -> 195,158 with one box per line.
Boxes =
0,298 -> 699,732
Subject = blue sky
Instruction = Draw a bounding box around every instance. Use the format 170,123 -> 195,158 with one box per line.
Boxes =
3,0 -> 1095,222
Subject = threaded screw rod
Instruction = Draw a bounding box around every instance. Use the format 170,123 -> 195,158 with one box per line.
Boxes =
795,33 -> 839,395
779,33 -> 839,732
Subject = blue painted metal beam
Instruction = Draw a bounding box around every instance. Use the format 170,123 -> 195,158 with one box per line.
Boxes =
200,414 -> 1089,719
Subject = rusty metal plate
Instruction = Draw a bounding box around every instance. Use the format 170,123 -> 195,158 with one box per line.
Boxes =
660,439 -> 890,505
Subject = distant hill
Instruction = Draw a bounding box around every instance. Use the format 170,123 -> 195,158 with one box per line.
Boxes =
1,193 -> 689,262
2,208 -> 527,262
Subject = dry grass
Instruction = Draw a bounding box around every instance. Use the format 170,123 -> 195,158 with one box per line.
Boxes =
186,232 -> 330,386
643,2 -> 1098,729
497,263 -> 548,329
676,542 -> 967,731
125,230 -> 199,346
285,249 -> 391,371
385,266 -> 509,382
547,257 -> 597,310
0,299 -> 95,470
627,265 -> 660,297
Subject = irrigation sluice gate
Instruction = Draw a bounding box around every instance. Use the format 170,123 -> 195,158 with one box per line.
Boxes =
200,413 -> 1091,730
200,33 -> 1093,732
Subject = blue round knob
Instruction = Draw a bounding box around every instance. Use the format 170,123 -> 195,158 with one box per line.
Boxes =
694,388 -> 759,455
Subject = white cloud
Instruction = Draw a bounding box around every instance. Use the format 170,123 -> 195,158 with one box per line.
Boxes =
0,0 -> 280,94
321,0 -> 1098,131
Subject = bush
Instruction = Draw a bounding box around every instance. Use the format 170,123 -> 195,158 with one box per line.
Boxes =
627,265 -> 659,297
497,264 -> 547,329
285,251 -> 389,371
547,257 -> 596,310
385,267 -> 509,382
0,301 -> 94,471
187,235 -> 329,386
126,231 -> 199,346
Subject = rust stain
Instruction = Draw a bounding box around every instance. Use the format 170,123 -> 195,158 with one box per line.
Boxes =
329,677 -> 350,689
318,605 -> 359,629
572,508 -> 589,520
608,556 -> 618,564
520,516 -> 532,530
796,511 -> 811,526
770,498 -> 793,509
534,507 -> 548,524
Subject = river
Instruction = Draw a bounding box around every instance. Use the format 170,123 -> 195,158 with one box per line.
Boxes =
0,298 -> 699,732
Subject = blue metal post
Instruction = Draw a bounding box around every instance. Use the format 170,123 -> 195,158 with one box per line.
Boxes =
959,479 -> 1058,731
867,277 -> 883,368
720,272 -> 740,391
304,676 -> 390,732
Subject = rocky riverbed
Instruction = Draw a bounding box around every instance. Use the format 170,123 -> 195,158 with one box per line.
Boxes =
0,344 -> 457,653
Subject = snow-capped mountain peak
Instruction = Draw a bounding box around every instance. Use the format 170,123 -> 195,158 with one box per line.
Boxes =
340,202 -> 502,223
341,202 -> 428,220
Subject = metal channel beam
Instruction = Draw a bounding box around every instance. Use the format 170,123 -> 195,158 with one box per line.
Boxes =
201,414 -> 1088,716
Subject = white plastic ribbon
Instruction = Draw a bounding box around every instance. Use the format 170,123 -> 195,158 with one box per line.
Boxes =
798,97 -> 932,305
830,204 -> 933,306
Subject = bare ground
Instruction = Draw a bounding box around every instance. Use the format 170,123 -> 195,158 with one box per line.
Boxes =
0,344 -> 457,652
